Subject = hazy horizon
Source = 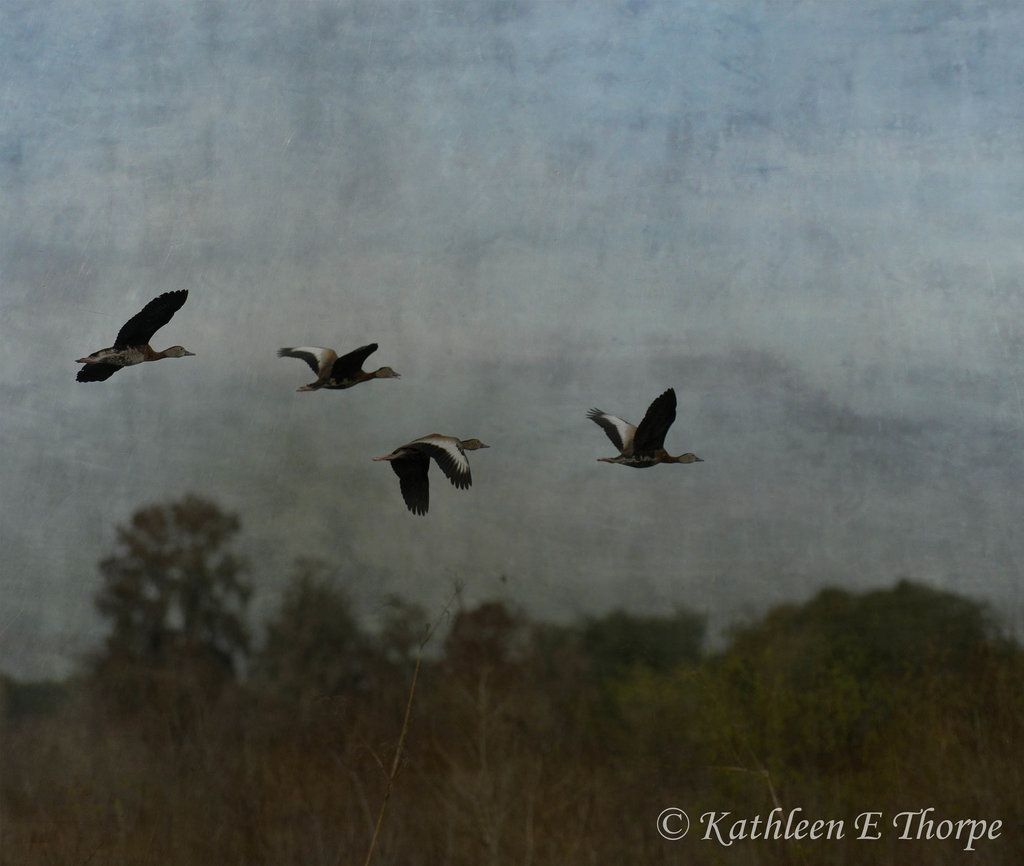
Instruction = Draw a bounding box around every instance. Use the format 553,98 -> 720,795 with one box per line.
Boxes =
4,0 -> 1024,679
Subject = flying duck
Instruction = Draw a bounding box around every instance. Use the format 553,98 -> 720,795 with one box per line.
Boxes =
373,434 -> 489,515
277,343 -> 400,391
76,290 -> 194,382
587,388 -> 703,468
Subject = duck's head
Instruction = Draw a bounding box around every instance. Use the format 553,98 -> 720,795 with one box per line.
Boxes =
674,452 -> 703,464
460,438 -> 490,451
163,346 -> 196,358
373,366 -> 401,379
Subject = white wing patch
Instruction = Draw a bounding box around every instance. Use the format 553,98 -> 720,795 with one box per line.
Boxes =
279,346 -> 338,377
587,409 -> 636,454
410,436 -> 473,487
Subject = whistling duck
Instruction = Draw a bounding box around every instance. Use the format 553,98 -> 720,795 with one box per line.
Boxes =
373,434 -> 490,515
76,290 -> 194,382
277,343 -> 400,391
587,388 -> 703,468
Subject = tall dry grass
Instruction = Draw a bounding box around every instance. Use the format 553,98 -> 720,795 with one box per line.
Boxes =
2,588 -> 1022,865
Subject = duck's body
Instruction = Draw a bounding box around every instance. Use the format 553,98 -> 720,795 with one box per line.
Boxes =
373,434 -> 489,515
277,343 -> 400,391
587,388 -> 703,468
76,290 -> 194,382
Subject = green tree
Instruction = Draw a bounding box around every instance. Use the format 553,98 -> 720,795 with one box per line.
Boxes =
94,494 -> 251,678
697,579 -> 999,773
532,606 -> 707,761
581,606 -> 706,682
253,558 -> 372,705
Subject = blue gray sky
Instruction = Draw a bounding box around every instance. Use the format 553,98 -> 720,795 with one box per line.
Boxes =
4,0 -> 1024,678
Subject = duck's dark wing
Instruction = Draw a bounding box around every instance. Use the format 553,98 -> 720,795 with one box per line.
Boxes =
330,343 -> 379,379
409,439 -> 472,489
115,290 -> 189,347
76,363 -> 121,383
389,453 -> 431,515
586,408 -> 635,453
632,388 -> 677,454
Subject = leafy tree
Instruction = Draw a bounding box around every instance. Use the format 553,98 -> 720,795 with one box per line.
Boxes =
696,579 -> 999,773
1,676 -> 70,721
253,558 -> 373,705
533,606 -> 707,758
93,494 -> 251,679
581,607 -> 706,683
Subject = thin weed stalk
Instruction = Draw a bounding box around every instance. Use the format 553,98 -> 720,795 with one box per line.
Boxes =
361,589 -> 457,866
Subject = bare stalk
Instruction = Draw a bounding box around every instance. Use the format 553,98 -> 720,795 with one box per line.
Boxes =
712,762 -> 808,866
361,589 -> 457,866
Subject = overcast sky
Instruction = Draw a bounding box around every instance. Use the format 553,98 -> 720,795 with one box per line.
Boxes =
4,0 -> 1024,678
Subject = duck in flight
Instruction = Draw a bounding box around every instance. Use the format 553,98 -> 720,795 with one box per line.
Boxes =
76,290 -> 194,382
587,388 -> 703,468
373,434 -> 489,515
277,343 -> 400,391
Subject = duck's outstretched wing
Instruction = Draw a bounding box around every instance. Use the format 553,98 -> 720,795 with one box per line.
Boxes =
331,343 -> 379,380
115,290 -> 189,347
76,363 -> 121,383
586,408 -> 636,454
388,453 -> 431,515
632,388 -> 677,454
277,347 -> 338,377
408,437 -> 473,489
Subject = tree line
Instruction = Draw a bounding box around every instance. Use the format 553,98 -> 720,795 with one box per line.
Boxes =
2,493 -> 1021,864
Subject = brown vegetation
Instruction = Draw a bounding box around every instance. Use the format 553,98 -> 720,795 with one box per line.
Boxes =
1,498 -> 1021,864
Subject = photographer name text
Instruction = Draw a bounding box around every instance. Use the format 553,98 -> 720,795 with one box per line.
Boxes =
657,806 -> 1001,851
